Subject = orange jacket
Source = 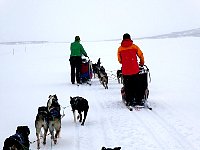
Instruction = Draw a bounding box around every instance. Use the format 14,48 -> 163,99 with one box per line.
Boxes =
117,39 -> 144,75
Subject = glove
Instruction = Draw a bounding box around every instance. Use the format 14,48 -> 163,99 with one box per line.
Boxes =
139,64 -> 144,69
139,63 -> 144,67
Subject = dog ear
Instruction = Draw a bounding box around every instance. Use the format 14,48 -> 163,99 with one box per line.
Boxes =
25,126 -> 30,135
101,147 -> 106,150
97,58 -> 101,65
49,95 -> 52,98
54,94 -> 58,100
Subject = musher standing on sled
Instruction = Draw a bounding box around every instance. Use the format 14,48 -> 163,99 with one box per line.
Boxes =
69,36 -> 88,85
117,33 -> 145,106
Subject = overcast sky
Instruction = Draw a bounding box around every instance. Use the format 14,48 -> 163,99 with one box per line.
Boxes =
0,0 -> 200,42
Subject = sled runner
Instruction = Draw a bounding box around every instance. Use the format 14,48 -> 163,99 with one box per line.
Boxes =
80,58 -> 93,85
121,65 -> 152,110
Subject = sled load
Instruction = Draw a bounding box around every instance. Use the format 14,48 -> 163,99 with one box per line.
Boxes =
80,58 -> 93,85
121,65 -> 152,110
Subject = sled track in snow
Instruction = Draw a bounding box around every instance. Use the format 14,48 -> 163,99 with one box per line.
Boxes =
134,108 -> 197,150
132,110 -> 167,150
72,87 -> 119,150
73,106 -> 105,150
74,124 -> 80,150
150,110 -> 197,150
152,100 -> 200,149
94,92 -> 120,147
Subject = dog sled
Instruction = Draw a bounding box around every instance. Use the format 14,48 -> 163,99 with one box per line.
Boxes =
80,58 -> 93,85
121,65 -> 152,111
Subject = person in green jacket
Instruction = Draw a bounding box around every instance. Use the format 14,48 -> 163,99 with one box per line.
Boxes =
70,36 -> 88,84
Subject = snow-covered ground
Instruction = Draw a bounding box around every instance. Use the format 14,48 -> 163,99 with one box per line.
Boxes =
0,35 -> 200,150
1,0 -> 200,149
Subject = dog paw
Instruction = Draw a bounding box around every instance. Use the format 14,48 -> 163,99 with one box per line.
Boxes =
54,139 -> 57,144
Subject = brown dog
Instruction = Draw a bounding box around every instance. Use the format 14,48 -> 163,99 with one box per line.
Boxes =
35,106 -> 49,149
47,94 -> 61,144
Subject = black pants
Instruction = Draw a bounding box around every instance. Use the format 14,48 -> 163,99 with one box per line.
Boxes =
70,56 -> 82,84
123,73 -> 143,105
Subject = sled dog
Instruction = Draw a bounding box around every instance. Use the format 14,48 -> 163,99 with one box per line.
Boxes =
70,96 -> 89,126
35,106 -> 49,149
98,66 -> 108,89
47,94 -> 61,144
92,58 -> 101,78
102,147 -> 121,150
3,126 -> 30,150
117,69 -> 123,84
92,58 -> 108,89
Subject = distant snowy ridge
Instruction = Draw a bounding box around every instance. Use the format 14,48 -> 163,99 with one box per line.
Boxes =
136,27 -> 200,40
0,41 -> 48,45
0,28 -> 200,45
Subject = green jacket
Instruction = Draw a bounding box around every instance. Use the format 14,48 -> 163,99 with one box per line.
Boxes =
70,41 -> 87,57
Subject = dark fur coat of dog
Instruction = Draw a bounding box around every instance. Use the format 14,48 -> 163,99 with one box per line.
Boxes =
47,94 -> 59,111
3,126 -> 30,150
70,96 -> 89,126
92,58 -> 108,89
117,69 -> 123,84
101,147 -> 121,150
92,58 -> 101,78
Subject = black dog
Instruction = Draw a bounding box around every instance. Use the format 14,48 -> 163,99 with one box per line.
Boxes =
70,96 -> 89,126
3,126 -> 30,150
117,69 -> 123,84
92,58 -> 108,89
92,58 -> 101,78
102,147 -> 121,150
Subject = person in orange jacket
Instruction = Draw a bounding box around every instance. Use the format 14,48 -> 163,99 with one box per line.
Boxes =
117,33 -> 145,106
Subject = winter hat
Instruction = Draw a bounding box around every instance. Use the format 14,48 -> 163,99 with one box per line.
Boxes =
75,36 -> 80,41
123,33 -> 131,40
